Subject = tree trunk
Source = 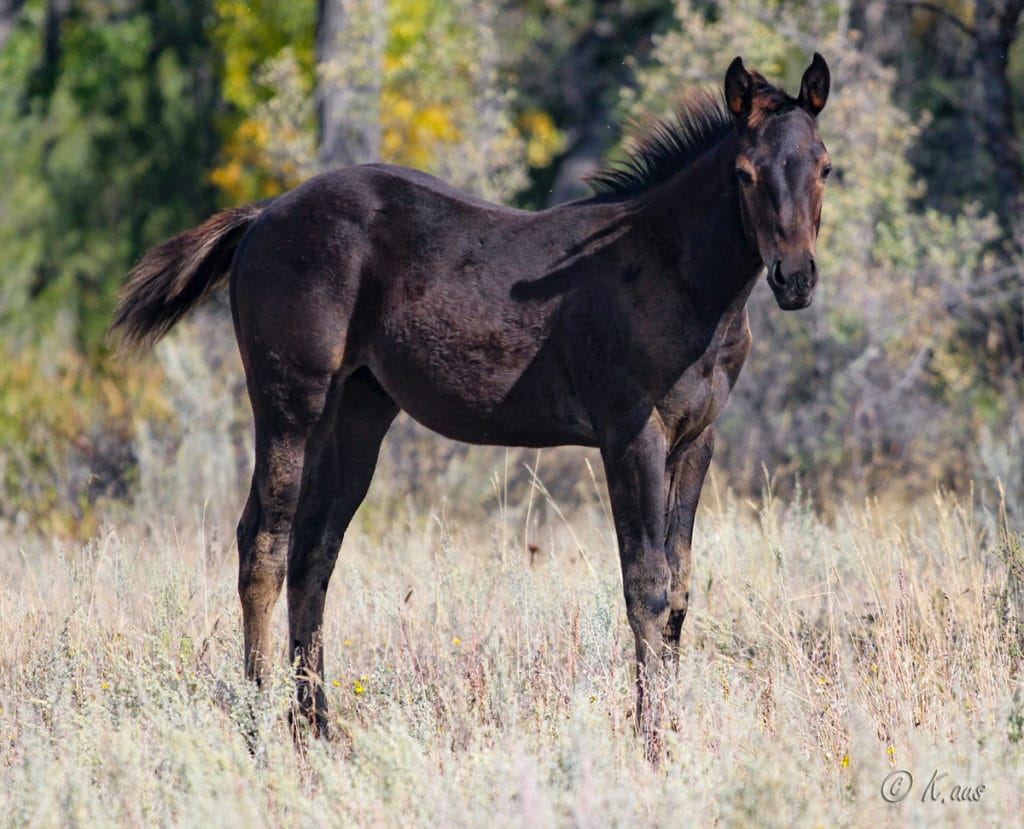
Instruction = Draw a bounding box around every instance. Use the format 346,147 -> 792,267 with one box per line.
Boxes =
316,0 -> 383,168
972,0 -> 1024,363
0,0 -> 26,52
974,0 -> 1024,240
26,0 -> 70,101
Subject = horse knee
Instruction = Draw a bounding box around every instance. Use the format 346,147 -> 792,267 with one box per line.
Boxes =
624,561 -> 672,655
624,559 -> 672,613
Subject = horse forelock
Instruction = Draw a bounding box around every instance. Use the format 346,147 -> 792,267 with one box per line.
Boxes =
747,82 -> 799,129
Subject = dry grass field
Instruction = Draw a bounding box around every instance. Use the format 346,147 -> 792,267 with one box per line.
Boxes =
2,435 -> 1023,828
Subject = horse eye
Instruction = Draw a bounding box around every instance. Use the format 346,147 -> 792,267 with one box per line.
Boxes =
821,163 -> 833,181
735,168 -> 754,186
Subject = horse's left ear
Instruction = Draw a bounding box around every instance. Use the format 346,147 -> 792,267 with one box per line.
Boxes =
798,53 -> 830,117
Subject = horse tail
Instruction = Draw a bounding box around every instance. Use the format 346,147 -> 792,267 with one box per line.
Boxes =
109,201 -> 271,352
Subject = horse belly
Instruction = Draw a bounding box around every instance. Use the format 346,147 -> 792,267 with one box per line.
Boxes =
405,402 -> 596,447
368,339 -> 596,448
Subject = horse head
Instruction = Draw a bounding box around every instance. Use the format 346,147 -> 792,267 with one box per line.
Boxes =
727,53 -> 831,310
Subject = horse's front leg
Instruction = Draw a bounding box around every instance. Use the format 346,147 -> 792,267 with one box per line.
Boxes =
599,414 -> 671,748
662,426 -> 715,665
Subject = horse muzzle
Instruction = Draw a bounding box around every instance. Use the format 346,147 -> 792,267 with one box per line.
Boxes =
767,256 -> 817,311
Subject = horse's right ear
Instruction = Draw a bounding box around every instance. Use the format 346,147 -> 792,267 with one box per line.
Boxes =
724,56 -> 754,122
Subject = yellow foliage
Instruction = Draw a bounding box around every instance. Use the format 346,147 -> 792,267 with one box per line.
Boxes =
210,116 -> 292,203
381,88 -> 462,169
208,160 -> 245,201
519,110 -> 565,169
209,0 -> 558,201
377,0 -> 473,170
210,0 -> 316,203
213,0 -> 316,111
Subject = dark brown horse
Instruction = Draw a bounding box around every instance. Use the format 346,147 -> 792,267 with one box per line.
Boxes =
112,55 -> 831,745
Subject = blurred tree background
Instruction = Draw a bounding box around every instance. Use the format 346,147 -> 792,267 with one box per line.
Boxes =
2,0 -> 1024,535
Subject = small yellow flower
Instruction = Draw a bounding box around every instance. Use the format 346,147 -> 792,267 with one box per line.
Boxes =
818,678 -> 828,685
841,754 -> 850,768
353,680 -> 366,695
343,639 -> 352,646
332,680 -> 340,688
101,682 -> 109,691
452,637 -> 461,646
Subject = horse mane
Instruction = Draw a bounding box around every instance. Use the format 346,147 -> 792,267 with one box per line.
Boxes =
588,79 -> 795,197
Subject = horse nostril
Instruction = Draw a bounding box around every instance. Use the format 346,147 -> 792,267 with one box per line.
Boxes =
772,260 -> 785,285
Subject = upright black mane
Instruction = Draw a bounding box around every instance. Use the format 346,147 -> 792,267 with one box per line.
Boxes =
588,90 -> 734,197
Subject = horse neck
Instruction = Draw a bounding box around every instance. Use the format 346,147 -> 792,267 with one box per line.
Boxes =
636,132 -> 763,315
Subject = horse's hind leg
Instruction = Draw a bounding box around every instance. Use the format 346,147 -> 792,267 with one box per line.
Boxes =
237,367 -> 336,690
287,368 -> 398,732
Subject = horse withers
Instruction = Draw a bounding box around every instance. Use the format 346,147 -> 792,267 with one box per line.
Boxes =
111,54 -> 831,751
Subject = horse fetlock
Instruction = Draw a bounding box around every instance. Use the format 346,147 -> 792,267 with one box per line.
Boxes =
290,689 -> 331,740
292,651 -> 331,738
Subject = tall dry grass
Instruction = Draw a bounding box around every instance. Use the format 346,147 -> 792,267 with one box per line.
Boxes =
2,442 -> 1023,827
